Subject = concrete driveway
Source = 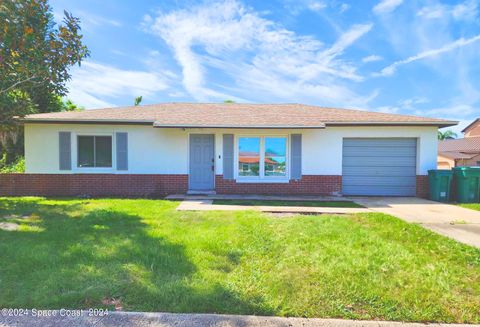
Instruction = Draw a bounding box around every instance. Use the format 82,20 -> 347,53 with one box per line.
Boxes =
350,197 -> 480,248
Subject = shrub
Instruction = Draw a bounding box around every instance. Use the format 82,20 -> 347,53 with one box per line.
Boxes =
0,155 -> 25,173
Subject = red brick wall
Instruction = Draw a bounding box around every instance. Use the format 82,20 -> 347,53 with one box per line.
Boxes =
0,173 -> 429,198
416,175 -> 429,198
215,175 -> 342,195
0,174 -> 188,197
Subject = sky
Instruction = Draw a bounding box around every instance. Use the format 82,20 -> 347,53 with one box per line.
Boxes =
50,0 -> 480,133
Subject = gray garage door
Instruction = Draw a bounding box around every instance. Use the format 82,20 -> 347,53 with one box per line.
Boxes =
342,138 -> 417,196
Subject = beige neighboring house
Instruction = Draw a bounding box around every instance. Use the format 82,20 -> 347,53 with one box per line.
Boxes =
438,118 -> 480,169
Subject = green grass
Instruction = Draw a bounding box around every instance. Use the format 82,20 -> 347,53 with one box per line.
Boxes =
0,197 -> 479,323
212,199 -> 363,208
459,203 -> 480,211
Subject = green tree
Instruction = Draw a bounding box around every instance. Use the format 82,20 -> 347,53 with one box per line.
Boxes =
0,0 -> 89,164
224,99 -> 235,103
0,0 -> 90,125
134,96 -> 143,106
438,130 -> 458,140
56,97 -> 84,111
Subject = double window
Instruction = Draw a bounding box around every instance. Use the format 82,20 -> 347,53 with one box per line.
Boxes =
77,136 -> 112,168
238,136 -> 287,179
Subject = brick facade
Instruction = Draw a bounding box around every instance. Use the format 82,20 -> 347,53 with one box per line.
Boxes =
416,175 -> 429,199
215,175 -> 342,195
0,174 -> 188,197
0,173 -> 429,198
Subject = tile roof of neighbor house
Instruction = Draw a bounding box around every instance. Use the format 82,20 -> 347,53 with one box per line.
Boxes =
438,137 -> 480,160
461,118 -> 480,133
438,137 -> 480,152
22,103 -> 457,128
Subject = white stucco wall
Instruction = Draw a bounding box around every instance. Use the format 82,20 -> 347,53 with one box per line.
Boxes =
25,124 -> 187,174
25,123 -> 438,175
302,126 -> 438,175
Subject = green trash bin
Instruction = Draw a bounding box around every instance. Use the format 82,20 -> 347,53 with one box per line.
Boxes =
453,167 -> 480,203
428,170 -> 453,202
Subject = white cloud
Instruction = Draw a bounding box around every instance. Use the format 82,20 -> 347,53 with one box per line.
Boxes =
374,97 -> 429,114
307,1 -> 326,12
375,34 -> 480,76
373,0 -> 403,14
143,0 -> 373,106
79,13 -> 122,28
339,3 -> 350,13
417,0 -> 478,21
67,61 -> 170,109
320,24 -> 373,62
362,54 -> 383,63
417,5 -> 446,19
452,0 -> 478,21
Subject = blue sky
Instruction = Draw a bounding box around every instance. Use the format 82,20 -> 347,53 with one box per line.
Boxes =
50,0 -> 480,132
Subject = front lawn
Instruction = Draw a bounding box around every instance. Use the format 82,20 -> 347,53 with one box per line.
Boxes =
459,203 -> 480,211
0,197 -> 479,323
212,199 -> 363,208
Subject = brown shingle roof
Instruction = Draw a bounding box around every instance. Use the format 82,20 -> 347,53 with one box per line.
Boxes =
438,137 -> 480,160
22,103 -> 457,128
438,137 -> 480,152
461,118 -> 480,133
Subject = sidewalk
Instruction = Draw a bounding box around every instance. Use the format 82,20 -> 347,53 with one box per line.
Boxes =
1,311 -> 478,327
176,199 -> 370,214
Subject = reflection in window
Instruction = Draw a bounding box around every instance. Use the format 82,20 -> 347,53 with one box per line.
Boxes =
264,137 -> 286,176
78,136 -> 112,168
238,137 -> 260,176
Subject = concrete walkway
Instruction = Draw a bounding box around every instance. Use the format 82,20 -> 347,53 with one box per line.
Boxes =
1,311 -> 477,327
350,197 -> 480,248
167,194 -> 351,202
176,199 -> 371,215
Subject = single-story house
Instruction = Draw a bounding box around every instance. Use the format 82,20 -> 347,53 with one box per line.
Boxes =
5,103 -> 456,197
437,118 -> 480,169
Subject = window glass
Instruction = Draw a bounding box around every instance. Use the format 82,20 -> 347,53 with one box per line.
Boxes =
95,136 -> 112,167
264,137 -> 286,176
77,136 -> 112,168
238,137 -> 260,176
78,136 -> 95,167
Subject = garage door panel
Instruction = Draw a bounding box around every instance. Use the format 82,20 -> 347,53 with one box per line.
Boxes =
343,146 -> 416,157
343,176 -> 416,186
342,138 -> 417,196
343,156 -> 416,167
343,166 -> 416,177
343,185 -> 416,196
343,138 -> 417,147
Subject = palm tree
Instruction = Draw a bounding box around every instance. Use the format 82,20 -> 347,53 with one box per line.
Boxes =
438,130 -> 457,140
134,96 -> 142,106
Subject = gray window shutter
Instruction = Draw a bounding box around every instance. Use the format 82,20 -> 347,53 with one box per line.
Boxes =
290,134 -> 302,180
116,132 -> 128,171
59,132 -> 71,170
223,134 -> 234,179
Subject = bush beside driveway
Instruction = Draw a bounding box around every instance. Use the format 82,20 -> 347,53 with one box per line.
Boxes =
0,197 -> 479,323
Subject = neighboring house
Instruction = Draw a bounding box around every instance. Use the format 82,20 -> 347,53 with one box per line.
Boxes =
8,103 -> 455,197
438,119 -> 480,169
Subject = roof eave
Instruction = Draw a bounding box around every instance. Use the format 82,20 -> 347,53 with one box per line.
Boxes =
21,119 -> 155,125
152,123 -> 326,129
461,118 -> 479,133
20,119 -> 458,128
325,121 -> 459,127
